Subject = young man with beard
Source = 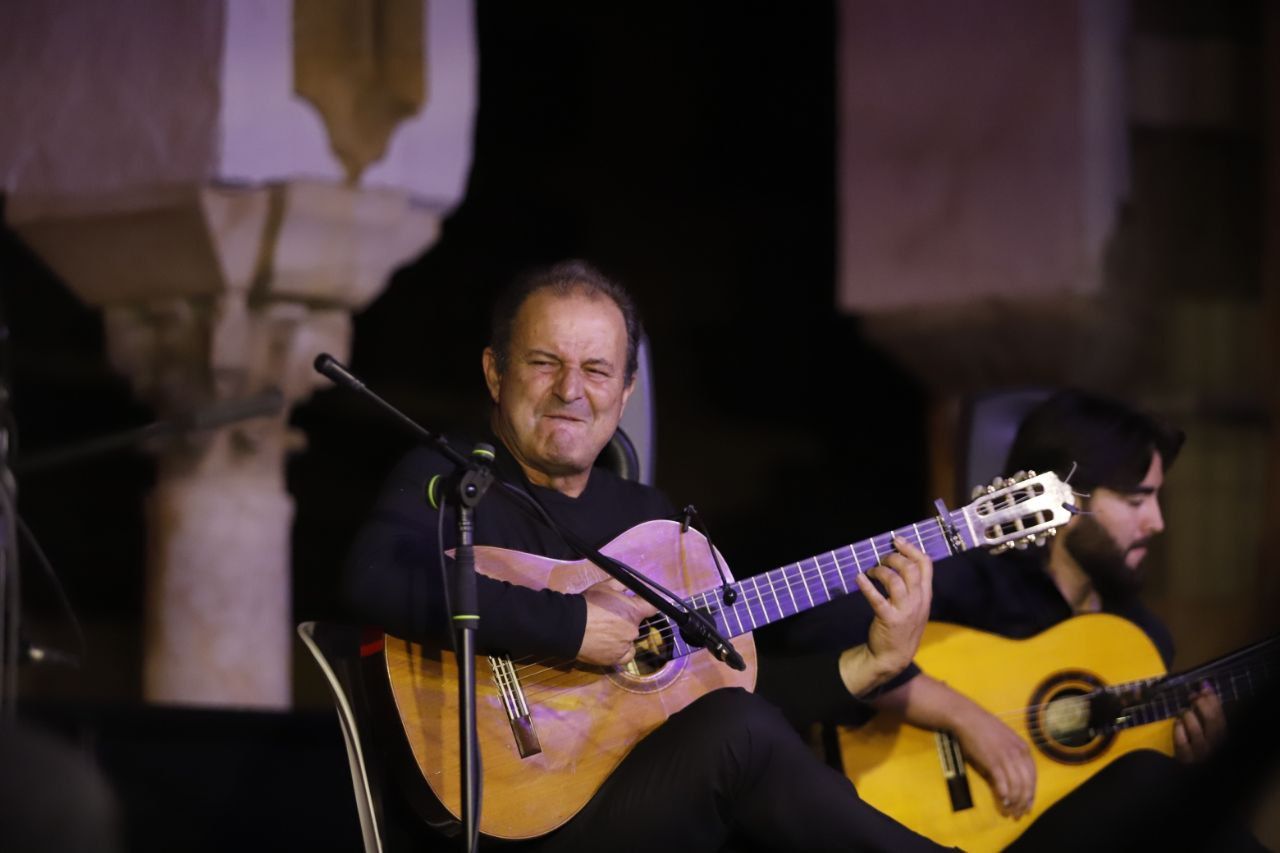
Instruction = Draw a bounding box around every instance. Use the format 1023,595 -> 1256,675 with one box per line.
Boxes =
767,389 -> 1266,850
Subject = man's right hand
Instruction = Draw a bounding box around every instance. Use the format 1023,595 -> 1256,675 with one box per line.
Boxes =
952,705 -> 1036,819
577,578 -> 659,666
873,674 -> 1037,820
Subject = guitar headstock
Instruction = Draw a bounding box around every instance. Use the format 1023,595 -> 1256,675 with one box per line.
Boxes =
957,470 -> 1076,553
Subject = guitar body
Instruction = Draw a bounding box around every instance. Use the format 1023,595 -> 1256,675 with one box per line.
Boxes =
839,614 -> 1174,852
384,519 -> 758,840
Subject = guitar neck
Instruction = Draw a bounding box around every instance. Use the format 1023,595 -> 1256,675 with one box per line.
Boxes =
685,509 -> 970,643
1110,637 -> 1280,730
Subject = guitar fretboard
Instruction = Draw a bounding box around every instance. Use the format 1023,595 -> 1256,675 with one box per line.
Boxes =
670,511 -> 968,657
1110,638 -> 1280,730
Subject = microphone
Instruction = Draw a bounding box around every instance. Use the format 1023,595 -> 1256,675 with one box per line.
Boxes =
312,352 -> 458,461
314,353 -> 366,392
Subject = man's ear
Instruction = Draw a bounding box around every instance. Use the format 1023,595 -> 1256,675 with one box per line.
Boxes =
620,374 -> 636,413
482,348 -> 502,403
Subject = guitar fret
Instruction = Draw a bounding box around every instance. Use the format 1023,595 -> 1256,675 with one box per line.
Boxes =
729,594 -> 746,635
767,570 -> 784,620
690,591 -> 723,647
781,568 -> 799,613
834,549 -> 851,594
912,522 -> 925,552
753,576 -> 770,623
800,563 -> 817,608
743,577 -> 761,628
868,537 -> 881,564
715,592 -> 735,640
756,573 -> 776,623
814,556 -> 832,602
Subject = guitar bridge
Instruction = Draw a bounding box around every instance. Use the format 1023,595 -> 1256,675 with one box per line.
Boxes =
935,731 -> 974,812
489,654 -> 542,758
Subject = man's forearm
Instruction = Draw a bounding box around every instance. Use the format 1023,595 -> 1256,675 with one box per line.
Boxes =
869,671 -> 988,730
837,644 -> 906,698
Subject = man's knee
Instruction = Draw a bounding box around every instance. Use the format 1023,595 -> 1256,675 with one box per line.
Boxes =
682,688 -> 798,751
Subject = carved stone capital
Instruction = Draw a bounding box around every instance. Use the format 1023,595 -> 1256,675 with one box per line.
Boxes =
9,179 -> 438,415
293,0 -> 426,183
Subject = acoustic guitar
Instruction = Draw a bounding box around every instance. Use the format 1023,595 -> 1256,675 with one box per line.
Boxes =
381,471 -> 1075,839
838,615 -> 1279,852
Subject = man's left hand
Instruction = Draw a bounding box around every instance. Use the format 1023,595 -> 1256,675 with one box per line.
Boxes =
855,535 -> 933,680
1173,682 -> 1226,763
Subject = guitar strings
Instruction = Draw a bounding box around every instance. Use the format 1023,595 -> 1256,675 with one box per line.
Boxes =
507,483 -> 1060,675
472,481 -> 1063,691
949,658 -> 1276,752
501,523 -> 983,699
502,527 -> 960,697
494,505 -> 1070,697
513,628 -> 1275,734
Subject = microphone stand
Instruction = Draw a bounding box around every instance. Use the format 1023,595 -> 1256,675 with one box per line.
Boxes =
14,389 -> 285,474
430,446 -> 494,853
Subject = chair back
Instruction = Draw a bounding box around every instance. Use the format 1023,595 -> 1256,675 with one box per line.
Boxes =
298,621 -> 386,853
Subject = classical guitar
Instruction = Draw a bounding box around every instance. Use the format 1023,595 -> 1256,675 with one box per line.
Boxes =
838,615 -> 1280,852
380,471 -> 1075,840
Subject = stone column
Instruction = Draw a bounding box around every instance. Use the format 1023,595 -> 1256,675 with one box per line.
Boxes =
1,1 -> 476,707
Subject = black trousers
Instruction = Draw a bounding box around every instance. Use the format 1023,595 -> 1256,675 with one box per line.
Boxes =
528,687 -> 947,853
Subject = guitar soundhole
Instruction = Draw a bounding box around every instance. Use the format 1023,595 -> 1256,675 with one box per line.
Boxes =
604,615 -> 689,694
1026,669 -> 1115,764
629,615 -> 676,675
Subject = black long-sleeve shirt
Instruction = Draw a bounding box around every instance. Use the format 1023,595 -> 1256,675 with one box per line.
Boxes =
343,440 -> 865,725
343,442 -> 672,660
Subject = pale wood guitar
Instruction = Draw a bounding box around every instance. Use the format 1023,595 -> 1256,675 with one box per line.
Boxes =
838,615 -> 1279,852
382,471 -> 1075,839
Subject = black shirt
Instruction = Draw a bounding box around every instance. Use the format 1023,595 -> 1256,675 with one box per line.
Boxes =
343,439 -> 863,725
343,441 -> 674,661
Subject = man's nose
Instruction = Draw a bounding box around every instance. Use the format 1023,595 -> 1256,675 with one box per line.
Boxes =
1145,500 -> 1165,536
554,366 -> 584,400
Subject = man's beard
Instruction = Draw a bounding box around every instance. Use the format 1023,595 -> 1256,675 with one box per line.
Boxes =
1063,514 -> 1147,600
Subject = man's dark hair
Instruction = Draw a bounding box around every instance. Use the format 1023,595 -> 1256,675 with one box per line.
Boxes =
1004,389 -> 1185,493
488,259 -> 642,384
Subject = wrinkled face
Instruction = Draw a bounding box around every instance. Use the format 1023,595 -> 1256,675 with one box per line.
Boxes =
483,289 -> 633,493
1065,451 -> 1166,596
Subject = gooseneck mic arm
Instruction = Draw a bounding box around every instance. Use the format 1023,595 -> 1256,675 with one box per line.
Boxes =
313,353 -> 469,469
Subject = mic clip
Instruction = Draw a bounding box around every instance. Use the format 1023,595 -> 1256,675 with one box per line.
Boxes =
427,444 -> 497,510
678,611 -> 747,671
